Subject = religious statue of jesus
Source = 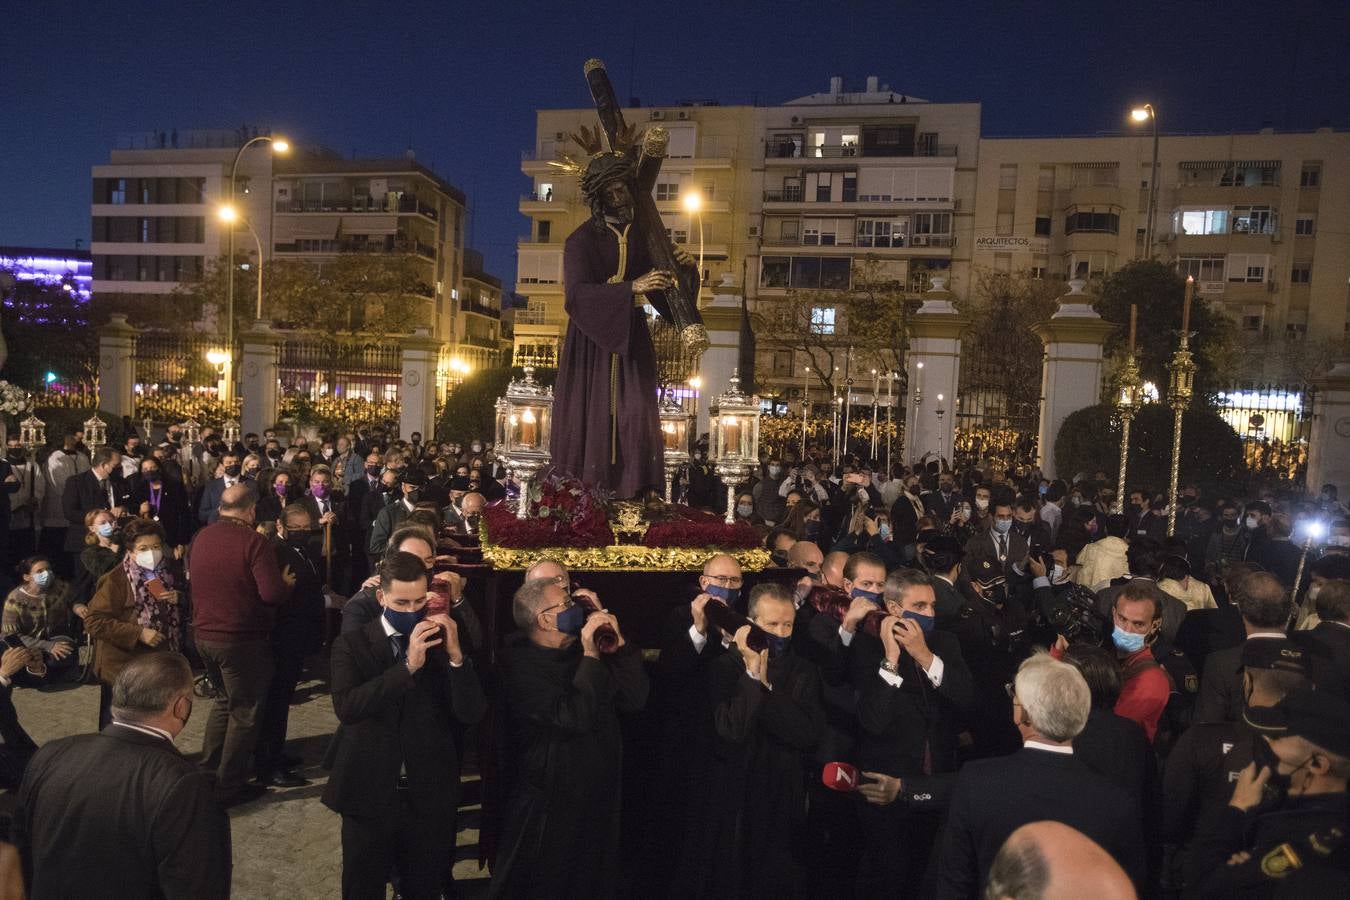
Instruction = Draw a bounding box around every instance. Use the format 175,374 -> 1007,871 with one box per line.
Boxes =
548,150 -> 698,497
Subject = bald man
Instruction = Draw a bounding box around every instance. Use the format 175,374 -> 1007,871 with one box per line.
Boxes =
189,482 -> 292,806
985,821 -> 1135,900
821,550 -> 849,589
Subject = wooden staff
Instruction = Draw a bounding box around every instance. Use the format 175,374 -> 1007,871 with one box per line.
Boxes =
322,519 -> 333,586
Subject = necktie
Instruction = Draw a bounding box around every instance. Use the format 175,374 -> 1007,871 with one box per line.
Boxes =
390,634 -> 406,661
997,534 -> 1007,561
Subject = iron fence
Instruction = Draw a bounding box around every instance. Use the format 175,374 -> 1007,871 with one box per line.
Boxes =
1214,382 -> 1313,490
954,326 -> 1044,472
133,331 -> 237,423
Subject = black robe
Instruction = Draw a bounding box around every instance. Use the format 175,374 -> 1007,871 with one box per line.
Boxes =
489,635 -> 649,899
685,649 -> 824,899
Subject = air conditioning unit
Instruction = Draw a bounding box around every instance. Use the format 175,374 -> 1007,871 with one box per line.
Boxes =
649,110 -> 666,121
911,235 -> 930,247
554,132 -> 565,141
676,110 -> 690,120
748,225 -> 760,237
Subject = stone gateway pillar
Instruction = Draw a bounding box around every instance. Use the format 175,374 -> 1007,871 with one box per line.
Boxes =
400,328 -> 441,441
97,314 -> 138,420
239,321 -> 283,438
1307,361 -> 1350,495
1031,279 -> 1114,480
903,278 -> 969,466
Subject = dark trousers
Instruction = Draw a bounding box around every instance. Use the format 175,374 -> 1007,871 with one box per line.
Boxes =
341,797 -> 450,900
855,802 -> 942,899
197,638 -> 274,792
254,642 -> 305,779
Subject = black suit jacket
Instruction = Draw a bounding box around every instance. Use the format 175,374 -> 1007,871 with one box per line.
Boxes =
964,529 -> 1029,582
129,477 -> 193,548
922,489 -> 961,523
15,725 -> 231,900
62,469 -> 130,552
936,746 -> 1144,899
322,618 -> 487,819
196,476 -> 237,525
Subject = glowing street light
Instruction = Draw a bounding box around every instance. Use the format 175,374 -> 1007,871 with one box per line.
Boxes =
681,190 -> 705,291
1129,104 -> 1159,259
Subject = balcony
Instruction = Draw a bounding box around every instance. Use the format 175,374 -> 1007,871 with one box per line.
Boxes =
763,188 -> 805,203
764,141 -> 957,161
273,236 -> 436,259
759,234 -> 954,250
274,195 -> 438,219
461,299 -> 501,319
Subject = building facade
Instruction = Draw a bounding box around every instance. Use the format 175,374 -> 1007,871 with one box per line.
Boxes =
518,78 -> 1348,393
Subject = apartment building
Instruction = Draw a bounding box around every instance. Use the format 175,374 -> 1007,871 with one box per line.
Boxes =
454,248 -> 505,372
91,129 -> 473,341
976,128 -> 1349,358
519,77 -> 1348,389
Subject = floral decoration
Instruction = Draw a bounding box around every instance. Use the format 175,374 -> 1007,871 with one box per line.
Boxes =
0,381 -> 32,418
642,505 -> 762,550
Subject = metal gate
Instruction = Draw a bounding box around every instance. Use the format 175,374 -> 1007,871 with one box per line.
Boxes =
1214,382 -> 1313,491
955,307 -> 1044,472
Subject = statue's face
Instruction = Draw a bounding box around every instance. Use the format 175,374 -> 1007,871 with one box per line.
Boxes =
600,181 -> 634,223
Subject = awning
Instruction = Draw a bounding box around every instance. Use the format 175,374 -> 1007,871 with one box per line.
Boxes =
287,215 -> 341,238
1179,160 -> 1282,170
1070,161 -> 1119,169
339,214 -> 398,236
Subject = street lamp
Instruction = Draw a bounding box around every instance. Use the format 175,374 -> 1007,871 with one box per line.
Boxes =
682,190 -> 705,292
218,206 -> 264,320
1129,104 -> 1159,259
224,134 -> 288,405
206,349 -> 230,403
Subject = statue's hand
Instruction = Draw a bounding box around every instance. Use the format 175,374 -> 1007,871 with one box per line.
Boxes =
673,248 -> 696,269
631,269 -> 674,295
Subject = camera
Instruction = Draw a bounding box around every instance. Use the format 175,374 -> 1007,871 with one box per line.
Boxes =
1043,583 -> 1110,646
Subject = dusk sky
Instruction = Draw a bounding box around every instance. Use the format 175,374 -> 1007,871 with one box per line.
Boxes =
4,0 -> 1347,282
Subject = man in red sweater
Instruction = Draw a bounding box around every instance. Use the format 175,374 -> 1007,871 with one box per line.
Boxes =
1108,582 -> 1171,742
189,483 -> 292,805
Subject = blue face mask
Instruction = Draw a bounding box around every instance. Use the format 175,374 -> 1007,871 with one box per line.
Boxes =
804,520 -> 821,539
764,633 -> 790,659
33,570 -> 52,588
97,522 -> 116,538
706,583 -> 741,606
850,587 -> 882,605
878,522 -> 891,539
1111,625 -> 1146,654
554,603 -> 587,635
901,609 -> 935,634
993,519 -> 1013,535
383,605 -> 427,637
1038,484 -> 1049,496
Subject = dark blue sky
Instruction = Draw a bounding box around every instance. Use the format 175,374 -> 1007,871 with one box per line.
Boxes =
3,0 -> 1346,281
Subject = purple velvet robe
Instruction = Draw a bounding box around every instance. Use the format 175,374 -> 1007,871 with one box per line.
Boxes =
549,220 -> 666,497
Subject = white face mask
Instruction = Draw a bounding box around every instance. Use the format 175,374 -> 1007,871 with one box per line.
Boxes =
975,498 -> 990,511
135,548 -> 163,570
1245,516 -> 1260,530
1308,583 -> 1323,601
1051,565 -> 1067,583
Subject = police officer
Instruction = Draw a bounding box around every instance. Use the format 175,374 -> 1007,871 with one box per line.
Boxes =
952,569 -> 1033,760
1190,688 -> 1350,897
1163,639 -> 1311,885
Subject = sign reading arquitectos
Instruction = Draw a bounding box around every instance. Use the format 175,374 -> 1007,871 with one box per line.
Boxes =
974,236 -> 1049,253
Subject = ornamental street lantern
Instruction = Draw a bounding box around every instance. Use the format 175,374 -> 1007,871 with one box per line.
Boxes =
658,390 -> 692,501
82,413 -> 107,448
19,414 -> 45,451
496,366 -> 554,519
221,418 -> 241,447
179,418 -> 202,446
710,370 -> 762,523
1112,305 -> 1144,515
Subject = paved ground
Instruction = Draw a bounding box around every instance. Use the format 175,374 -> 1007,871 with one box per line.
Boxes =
10,661 -> 492,899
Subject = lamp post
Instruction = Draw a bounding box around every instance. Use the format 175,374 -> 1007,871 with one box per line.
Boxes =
885,371 -> 895,474
935,393 -> 947,463
223,135 -> 288,405
682,191 -> 705,291
800,366 -> 810,462
1166,277 -> 1197,535
710,371 -> 761,524
1130,104 -> 1159,259
1114,305 -> 1144,514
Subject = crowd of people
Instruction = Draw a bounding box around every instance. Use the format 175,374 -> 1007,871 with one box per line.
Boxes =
0,423 -> 1345,898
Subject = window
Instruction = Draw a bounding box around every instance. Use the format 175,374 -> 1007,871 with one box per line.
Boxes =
1034,216 -> 1051,236
1175,208 -> 1229,235
1220,165 -> 1279,187
1064,207 -> 1120,234
1286,323 -> 1307,340
810,306 -> 836,334
1070,166 -> 1118,187
536,221 -> 551,242
1295,215 -> 1315,236
655,181 -> 680,202
912,212 -> 951,235
1177,255 -> 1226,283
994,253 -> 1013,274
110,179 -> 126,205
1299,163 -> 1321,188
996,212 -> 1014,236
1232,206 -> 1275,235
537,182 -> 554,201
820,258 -> 851,289
664,228 -> 688,244
1241,314 -> 1263,332
1290,264 -> 1311,284
1030,255 -> 1048,279
761,257 -> 790,288
857,218 -> 907,248
779,219 -> 799,240
702,179 -> 716,200
841,172 -> 857,203
771,350 -> 795,376
1227,253 -> 1269,283
815,172 -> 833,202
1037,167 -> 1055,191
999,165 -> 1018,190
1068,252 -> 1114,280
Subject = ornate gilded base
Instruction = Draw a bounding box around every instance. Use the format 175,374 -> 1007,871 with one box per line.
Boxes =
681,323 -> 710,356
480,539 -> 771,573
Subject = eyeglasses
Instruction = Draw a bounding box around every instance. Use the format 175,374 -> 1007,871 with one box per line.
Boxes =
540,597 -> 574,615
705,574 -> 744,588
1004,682 -> 1016,700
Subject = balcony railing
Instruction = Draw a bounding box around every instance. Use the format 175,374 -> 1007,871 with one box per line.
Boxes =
763,188 -> 805,202
461,300 -> 501,319
514,309 -> 562,325
522,191 -> 558,203
764,141 -> 958,160
759,234 -> 955,249
273,195 -> 438,219
273,236 -> 436,259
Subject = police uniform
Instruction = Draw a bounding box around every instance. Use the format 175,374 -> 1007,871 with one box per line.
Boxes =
1190,688 -> 1350,898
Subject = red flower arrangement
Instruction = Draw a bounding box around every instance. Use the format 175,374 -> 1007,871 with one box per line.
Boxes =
642,505 -> 763,550
481,473 -> 614,549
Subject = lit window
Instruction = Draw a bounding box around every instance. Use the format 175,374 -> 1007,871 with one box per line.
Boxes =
810,306 -> 836,335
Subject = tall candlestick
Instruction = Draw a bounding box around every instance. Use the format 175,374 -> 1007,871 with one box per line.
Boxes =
1181,276 -> 1194,335
800,367 -> 810,461
1128,304 -> 1137,352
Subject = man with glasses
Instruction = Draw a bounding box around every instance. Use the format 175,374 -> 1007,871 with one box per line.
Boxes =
490,575 -> 648,897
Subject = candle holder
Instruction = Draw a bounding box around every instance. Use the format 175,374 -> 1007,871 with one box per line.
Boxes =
221,418 -> 241,448
179,418 -> 202,446
935,393 -> 947,463
494,366 -> 554,519
710,370 -> 761,524
19,414 -> 46,451
658,390 -> 692,502
1166,281 -> 1198,536
82,413 -> 108,448
1113,353 -> 1144,515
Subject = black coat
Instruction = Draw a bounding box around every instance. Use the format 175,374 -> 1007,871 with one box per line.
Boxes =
936,746 -> 1145,899
1293,621 -> 1350,698
1195,640 -> 1253,724
1072,707 -> 1157,805
129,477 -> 193,548
322,618 -> 486,819
196,476 -> 234,525
15,725 -> 231,900
62,469 -> 130,552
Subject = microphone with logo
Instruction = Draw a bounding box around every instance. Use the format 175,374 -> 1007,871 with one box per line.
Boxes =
821,761 -> 861,794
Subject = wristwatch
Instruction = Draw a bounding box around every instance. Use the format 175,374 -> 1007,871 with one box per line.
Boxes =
880,658 -> 900,675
